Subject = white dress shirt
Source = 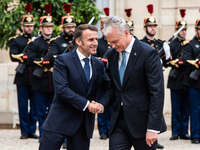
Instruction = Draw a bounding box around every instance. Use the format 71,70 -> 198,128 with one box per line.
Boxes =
118,36 -> 135,69
76,49 -> 92,79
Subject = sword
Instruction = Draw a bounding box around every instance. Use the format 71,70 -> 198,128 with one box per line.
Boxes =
168,25 -> 185,42
88,16 -> 95,25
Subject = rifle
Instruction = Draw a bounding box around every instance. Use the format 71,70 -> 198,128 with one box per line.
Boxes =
33,44 -> 50,78
158,25 -> 185,58
187,52 -> 200,81
162,25 -> 186,78
11,42 -> 30,74
168,51 -> 182,79
62,39 -> 77,54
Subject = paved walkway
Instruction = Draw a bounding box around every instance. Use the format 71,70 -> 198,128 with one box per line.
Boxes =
0,129 -> 199,150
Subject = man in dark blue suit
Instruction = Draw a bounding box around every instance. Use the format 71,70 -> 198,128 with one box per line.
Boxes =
99,16 -> 165,150
39,24 -> 110,150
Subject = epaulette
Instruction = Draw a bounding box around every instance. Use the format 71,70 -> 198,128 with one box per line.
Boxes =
50,35 -> 60,42
9,35 -> 19,41
183,39 -> 190,45
28,37 -> 38,44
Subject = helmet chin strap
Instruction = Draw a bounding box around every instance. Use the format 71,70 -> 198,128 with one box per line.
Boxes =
197,30 -> 200,39
146,26 -> 155,37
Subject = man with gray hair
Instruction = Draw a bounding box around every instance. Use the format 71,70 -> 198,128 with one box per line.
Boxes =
99,16 -> 165,150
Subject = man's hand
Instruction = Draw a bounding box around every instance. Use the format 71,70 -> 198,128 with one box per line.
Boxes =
146,131 -> 158,147
88,101 -> 104,113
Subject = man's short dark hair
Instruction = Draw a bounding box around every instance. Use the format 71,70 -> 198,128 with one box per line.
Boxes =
74,24 -> 98,40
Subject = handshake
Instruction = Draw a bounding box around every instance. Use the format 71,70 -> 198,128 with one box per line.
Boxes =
88,101 -> 104,114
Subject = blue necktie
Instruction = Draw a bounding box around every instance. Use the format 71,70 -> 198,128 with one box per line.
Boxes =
83,58 -> 90,83
119,51 -> 126,85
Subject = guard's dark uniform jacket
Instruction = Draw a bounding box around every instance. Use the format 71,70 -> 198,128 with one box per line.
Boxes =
9,34 -> 33,86
95,36 -> 111,58
28,35 -> 54,92
141,36 -> 168,66
182,36 -> 200,90
141,36 -> 163,51
167,38 -> 186,90
47,35 -> 74,65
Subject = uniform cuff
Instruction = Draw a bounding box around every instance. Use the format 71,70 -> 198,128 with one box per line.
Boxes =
147,129 -> 160,133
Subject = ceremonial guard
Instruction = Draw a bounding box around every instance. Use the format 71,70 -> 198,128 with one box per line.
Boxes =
124,8 -> 134,35
182,12 -> 200,144
27,4 -> 54,138
141,4 -> 171,64
9,4 -> 39,139
47,3 -> 76,65
141,4 -> 168,149
167,9 -> 190,141
95,7 -> 112,140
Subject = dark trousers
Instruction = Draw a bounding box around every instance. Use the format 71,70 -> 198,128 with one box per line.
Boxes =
39,122 -> 90,150
97,92 -> 112,135
189,88 -> 200,139
109,108 -> 156,150
171,89 -> 190,135
34,91 -> 54,136
17,85 -> 37,134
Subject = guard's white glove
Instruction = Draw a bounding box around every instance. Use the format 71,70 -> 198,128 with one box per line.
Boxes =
163,42 -> 171,60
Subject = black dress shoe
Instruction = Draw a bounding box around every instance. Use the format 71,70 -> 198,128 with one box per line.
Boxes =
28,133 -> 39,139
62,141 -> 67,149
100,133 -> 108,139
191,138 -> 200,144
170,134 -> 179,140
156,143 -> 164,149
180,134 -> 190,140
20,133 -> 28,139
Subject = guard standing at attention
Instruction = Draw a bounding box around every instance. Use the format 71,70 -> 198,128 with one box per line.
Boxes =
27,4 -> 54,138
141,4 -> 171,65
167,9 -> 191,141
9,3 -> 39,139
182,10 -> 200,144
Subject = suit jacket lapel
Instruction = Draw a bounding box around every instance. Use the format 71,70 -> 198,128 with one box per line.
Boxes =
72,51 -> 88,89
122,38 -> 141,89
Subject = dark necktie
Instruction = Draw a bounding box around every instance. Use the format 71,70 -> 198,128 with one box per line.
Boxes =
119,51 -> 126,85
83,58 -> 90,83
